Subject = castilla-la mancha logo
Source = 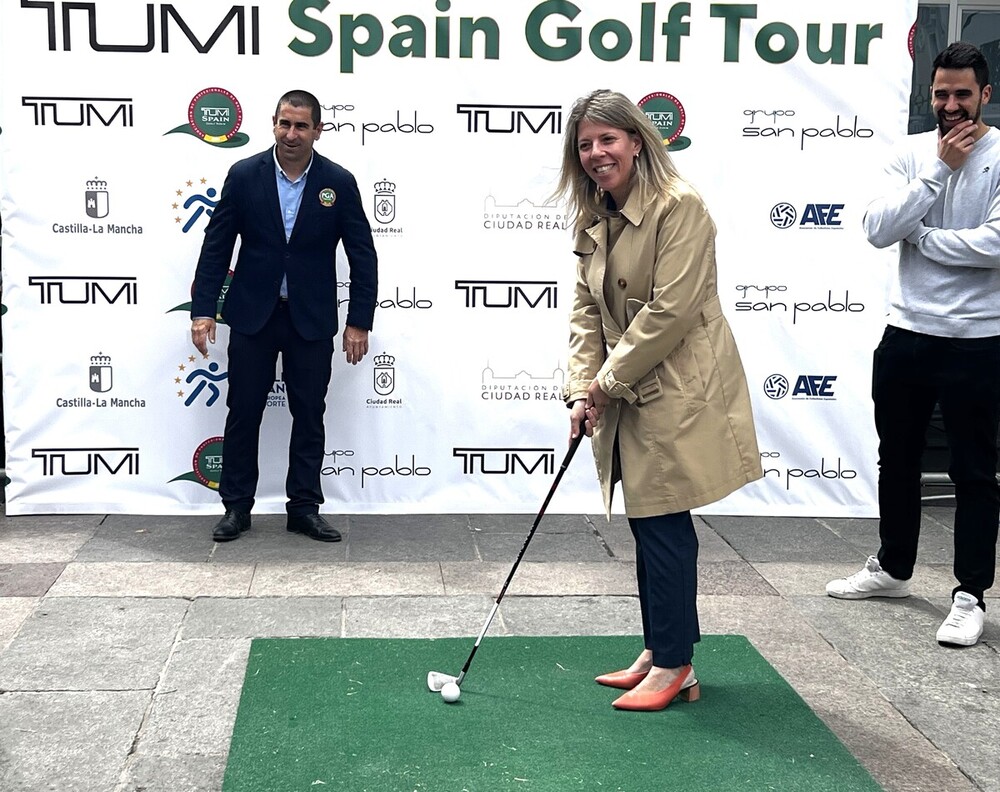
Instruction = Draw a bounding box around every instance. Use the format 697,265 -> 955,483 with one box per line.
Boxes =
169,436 -> 224,490
85,177 -> 109,218
89,352 -> 113,393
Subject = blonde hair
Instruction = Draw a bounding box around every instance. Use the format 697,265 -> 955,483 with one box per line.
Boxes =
553,89 -> 679,231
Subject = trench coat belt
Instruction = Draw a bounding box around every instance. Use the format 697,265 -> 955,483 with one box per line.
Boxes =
598,293 -> 724,404
604,294 -> 723,346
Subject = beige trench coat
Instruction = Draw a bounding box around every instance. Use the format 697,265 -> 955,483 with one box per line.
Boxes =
564,181 -> 763,519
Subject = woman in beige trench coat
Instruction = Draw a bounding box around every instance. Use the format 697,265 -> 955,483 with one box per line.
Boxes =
555,90 -> 763,711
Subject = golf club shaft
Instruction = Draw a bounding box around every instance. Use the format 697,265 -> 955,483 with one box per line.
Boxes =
455,429 -> 587,685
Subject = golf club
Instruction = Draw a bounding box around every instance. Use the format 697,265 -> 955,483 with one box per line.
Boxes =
427,426 -> 588,692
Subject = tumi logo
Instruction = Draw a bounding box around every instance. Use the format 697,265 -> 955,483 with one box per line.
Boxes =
456,104 -> 562,134
29,276 -> 138,305
453,447 -> 555,475
22,96 -> 133,127
455,280 -> 558,309
21,2 -> 260,54
32,447 -> 139,476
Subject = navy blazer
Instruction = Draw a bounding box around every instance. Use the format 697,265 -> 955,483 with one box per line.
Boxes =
191,147 -> 378,341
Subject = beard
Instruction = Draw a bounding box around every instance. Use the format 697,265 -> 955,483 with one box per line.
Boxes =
937,100 -> 982,134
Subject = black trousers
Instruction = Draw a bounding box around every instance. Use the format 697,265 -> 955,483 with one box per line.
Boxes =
873,326 -> 1000,610
628,511 -> 701,667
219,301 -> 334,516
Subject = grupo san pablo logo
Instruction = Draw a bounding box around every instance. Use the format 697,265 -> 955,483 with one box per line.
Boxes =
320,100 -> 435,145
734,284 -> 864,324
638,92 -> 691,151
165,88 -> 249,148
759,450 -> 857,491
742,108 -> 873,151
170,437 -> 224,490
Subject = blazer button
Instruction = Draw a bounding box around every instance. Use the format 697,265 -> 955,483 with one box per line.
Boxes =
617,278 -> 627,288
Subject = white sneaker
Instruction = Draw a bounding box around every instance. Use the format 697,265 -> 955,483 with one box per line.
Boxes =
936,592 -> 985,647
826,556 -> 911,599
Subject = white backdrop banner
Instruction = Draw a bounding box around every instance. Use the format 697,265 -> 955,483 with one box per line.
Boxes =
0,0 -> 917,516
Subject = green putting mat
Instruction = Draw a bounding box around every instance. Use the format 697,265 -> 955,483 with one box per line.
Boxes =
222,635 -> 882,792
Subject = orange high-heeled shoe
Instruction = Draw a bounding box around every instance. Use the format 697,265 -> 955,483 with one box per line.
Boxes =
594,668 -> 650,690
611,665 -> 699,711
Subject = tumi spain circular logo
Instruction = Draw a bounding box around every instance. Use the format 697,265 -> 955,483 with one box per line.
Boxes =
192,436 -> 225,489
188,88 -> 243,143
638,92 -> 691,151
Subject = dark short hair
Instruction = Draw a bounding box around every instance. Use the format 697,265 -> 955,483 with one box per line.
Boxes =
932,42 -> 990,90
274,90 -> 321,127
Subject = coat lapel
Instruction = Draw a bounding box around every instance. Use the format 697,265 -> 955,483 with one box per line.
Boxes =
584,220 -> 623,337
254,150 -> 284,240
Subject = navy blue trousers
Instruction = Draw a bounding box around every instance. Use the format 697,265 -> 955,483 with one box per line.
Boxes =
220,301 -> 334,516
628,511 -> 701,667
873,326 -> 1000,610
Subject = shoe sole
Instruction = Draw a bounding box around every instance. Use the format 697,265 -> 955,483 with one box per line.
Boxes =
286,526 -> 342,543
936,627 -> 983,648
937,637 -> 980,647
826,588 -> 911,600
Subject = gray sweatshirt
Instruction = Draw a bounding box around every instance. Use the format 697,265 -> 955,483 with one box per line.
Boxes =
863,126 -> 1000,338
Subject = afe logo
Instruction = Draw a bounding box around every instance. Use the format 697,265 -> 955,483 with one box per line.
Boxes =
799,203 -> 844,227
792,375 -> 837,397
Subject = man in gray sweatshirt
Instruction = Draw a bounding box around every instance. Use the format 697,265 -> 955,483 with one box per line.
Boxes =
826,42 -> 1000,648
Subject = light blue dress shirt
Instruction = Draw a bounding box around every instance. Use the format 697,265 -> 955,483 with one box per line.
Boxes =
274,146 -> 313,299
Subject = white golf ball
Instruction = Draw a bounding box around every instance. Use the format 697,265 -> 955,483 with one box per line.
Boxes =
441,682 -> 461,703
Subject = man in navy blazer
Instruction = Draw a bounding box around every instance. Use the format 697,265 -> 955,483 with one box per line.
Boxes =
191,89 -> 378,543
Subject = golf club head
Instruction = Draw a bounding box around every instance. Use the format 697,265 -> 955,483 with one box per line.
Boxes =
426,671 -> 459,692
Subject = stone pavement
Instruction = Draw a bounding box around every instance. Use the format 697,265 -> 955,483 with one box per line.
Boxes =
0,505 -> 996,792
